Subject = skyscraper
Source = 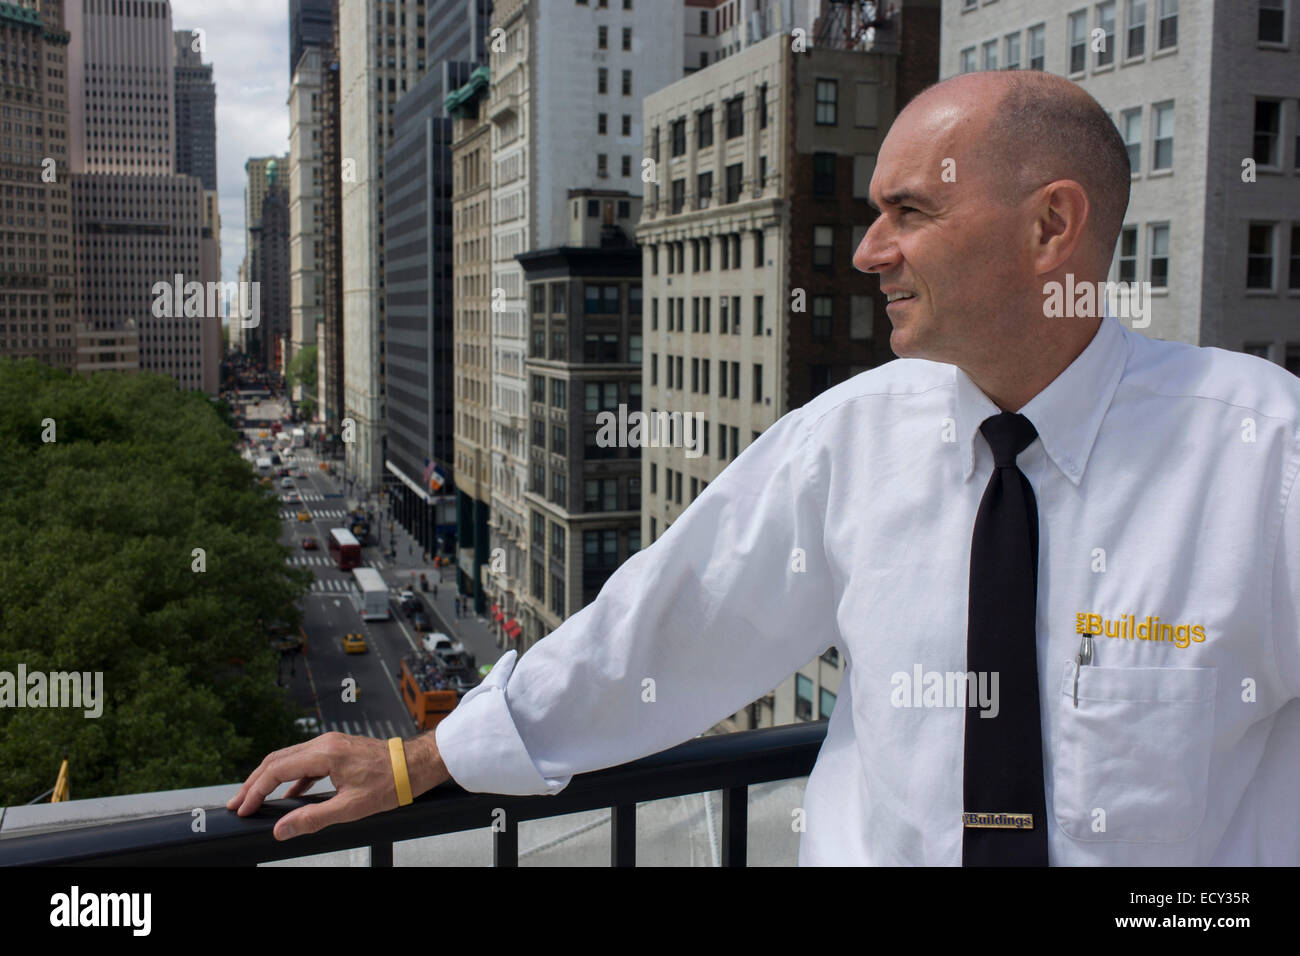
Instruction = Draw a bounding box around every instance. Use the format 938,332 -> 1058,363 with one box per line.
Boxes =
289,0 -> 333,80
66,0 -> 219,393
0,0 -> 76,371
288,44 -> 324,416
173,29 -> 216,191
337,0 -> 490,493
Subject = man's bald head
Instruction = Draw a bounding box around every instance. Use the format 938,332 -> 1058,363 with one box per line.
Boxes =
909,71 -> 1132,265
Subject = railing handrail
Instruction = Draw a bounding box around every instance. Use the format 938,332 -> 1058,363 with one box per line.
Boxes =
0,722 -> 827,866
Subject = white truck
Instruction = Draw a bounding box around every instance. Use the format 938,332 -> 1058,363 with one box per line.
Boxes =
352,567 -> 391,621
291,427 -> 306,447
255,456 -> 272,474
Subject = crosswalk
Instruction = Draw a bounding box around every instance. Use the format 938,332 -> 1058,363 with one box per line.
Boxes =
282,491 -> 330,501
324,718 -> 405,738
290,555 -> 388,570
307,573 -> 393,591
280,508 -> 348,519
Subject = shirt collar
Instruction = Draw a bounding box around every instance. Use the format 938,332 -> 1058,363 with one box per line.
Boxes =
954,312 -> 1128,486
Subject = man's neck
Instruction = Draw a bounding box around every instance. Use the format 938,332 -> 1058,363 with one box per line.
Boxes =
965,315 -> 1103,413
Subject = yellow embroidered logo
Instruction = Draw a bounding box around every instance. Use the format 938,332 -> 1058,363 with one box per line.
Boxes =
1075,612 -> 1206,648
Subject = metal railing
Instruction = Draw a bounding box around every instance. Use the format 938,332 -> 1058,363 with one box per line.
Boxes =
0,722 -> 826,867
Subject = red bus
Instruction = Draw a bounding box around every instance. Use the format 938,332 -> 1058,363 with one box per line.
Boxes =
328,528 -> 361,570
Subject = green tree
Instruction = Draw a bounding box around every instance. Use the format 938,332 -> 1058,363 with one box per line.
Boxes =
0,360 -> 313,804
286,345 -> 317,392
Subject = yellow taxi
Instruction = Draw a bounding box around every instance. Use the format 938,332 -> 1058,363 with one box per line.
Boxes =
343,633 -> 367,654
258,429 -> 269,438
296,510 -> 311,522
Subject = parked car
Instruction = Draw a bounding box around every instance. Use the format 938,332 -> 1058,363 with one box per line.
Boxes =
280,477 -> 294,488
285,492 -> 301,504
421,633 -> 463,655
301,537 -> 317,550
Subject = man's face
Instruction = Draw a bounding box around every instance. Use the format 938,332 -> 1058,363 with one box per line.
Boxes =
853,94 -> 1031,365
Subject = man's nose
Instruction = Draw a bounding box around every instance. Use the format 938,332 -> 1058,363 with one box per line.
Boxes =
853,216 -> 899,274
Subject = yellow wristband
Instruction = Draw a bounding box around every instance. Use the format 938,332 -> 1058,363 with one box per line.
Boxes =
388,737 -> 413,806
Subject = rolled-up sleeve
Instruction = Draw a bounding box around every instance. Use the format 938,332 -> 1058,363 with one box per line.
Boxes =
434,404 -> 838,795
1273,435 -> 1300,701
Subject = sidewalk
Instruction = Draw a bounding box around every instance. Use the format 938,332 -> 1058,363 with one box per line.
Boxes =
365,495 -> 509,669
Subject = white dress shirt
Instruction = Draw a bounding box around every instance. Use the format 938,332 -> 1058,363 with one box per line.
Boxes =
435,313 -> 1300,865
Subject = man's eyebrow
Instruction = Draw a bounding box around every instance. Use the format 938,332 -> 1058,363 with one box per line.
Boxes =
866,189 -> 929,213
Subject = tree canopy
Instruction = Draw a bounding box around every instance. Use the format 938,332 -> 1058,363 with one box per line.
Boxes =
0,360 -> 312,804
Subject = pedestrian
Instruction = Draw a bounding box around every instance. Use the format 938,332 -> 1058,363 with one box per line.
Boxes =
228,71 -> 1300,866
433,582 -> 439,600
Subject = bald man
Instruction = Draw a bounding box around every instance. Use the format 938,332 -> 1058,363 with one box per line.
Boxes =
229,72 -> 1300,866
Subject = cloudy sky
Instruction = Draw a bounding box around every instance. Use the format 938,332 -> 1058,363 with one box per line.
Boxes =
171,0 -> 291,284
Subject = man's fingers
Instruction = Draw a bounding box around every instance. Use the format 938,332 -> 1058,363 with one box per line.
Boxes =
234,742 -> 336,815
273,792 -> 367,841
283,775 -> 324,800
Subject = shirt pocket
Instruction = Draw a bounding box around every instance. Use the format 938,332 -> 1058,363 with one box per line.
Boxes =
1051,661 -> 1217,844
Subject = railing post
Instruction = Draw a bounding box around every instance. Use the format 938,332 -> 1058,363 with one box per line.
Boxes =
611,803 -> 636,867
371,842 -> 392,867
494,817 -> 518,867
721,786 -> 747,867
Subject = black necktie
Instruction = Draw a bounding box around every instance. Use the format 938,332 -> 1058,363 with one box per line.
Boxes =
962,411 -> 1048,866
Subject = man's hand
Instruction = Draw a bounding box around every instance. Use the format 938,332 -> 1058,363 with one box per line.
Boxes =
225,731 -> 451,840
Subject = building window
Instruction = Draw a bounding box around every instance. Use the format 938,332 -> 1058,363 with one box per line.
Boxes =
813,225 -> 834,269
552,282 -> 567,314
813,296 -> 832,338
697,170 -> 713,208
671,118 -> 686,156
1254,99 -> 1281,167
815,79 -> 837,124
1005,32 -> 1022,69
1126,0 -> 1146,57
622,69 -> 632,95
731,363 -> 740,400
754,295 -> 764,335
758,83 -> 768,128
585,284 -> 621,314
598,67 -> 608,94
532,374 -> 546,403
1247,223 -> 1276,290
1117,225 -> 1138,282
551,471 -> 566,506
1096,2 -> 1117,66
552,423 -> 566,454
584,332 -> 620,362
551,573 -> 565,617
552,378 -> 567,408
1121,107 -> 1142,172
813,152 -> 835,195
531,284 -> 546,316
671,178 -> 685,214
1152,101 -> 1174,170
752,363 -> 762,403
1291,225 -> 1300,290
1157,0 -> 1177,48
1068,10 -> 1088,73
622,114 -> 631,137
720,297 -> 729,333
1148,223 -> 1170,288
982,38 -> 998,71
598,25 -> 608,49
1028,24 -> 1046,69
819,688 -> 836,719
532,461 -> 544,493
796,674 -> 813,720
726,94 -> 744,138
622,26 -> 632,51
697,106 -> 714,148
1259,0 -> 1286,42
551,330 -> 567,360
532,559 -> 544,598
754,229 -> 765,267
725,163 -> 743,203
597,153 -> 608,176
598,112 -> 607,134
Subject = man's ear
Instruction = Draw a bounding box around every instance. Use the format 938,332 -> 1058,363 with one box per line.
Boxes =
1030,179 -> 1090,276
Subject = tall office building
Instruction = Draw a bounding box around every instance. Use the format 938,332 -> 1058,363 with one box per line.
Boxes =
289,0 -> 333,81
337,0 -> 490,493
172,29 -> 216,190
249,163 -> 290,372
66,0 -> 219,393
637,26 -> 916,729
319,13 -> 345,434
516,189 -> 644,652
0,0 -> 76,371
448,65 -> 493,615
480,0 -> 685,644
944,0 -> 1300,370
240,152 -> 288,368
383,58 -> 480,564
288,44 -> 324,415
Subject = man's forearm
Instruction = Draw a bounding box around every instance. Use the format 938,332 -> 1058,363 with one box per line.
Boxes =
405,731 -> 450,798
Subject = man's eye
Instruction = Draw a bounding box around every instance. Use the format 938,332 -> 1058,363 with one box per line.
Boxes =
899,206 -> 917,215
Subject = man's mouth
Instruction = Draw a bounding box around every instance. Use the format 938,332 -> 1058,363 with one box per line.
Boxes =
885,291 -> 916,303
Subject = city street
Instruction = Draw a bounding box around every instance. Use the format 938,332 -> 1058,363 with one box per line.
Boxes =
237,394 -> 508,742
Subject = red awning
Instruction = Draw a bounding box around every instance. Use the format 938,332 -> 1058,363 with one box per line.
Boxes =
493,608 -> 504,621
504,619 -> 521,636
491,604 -> 499,615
